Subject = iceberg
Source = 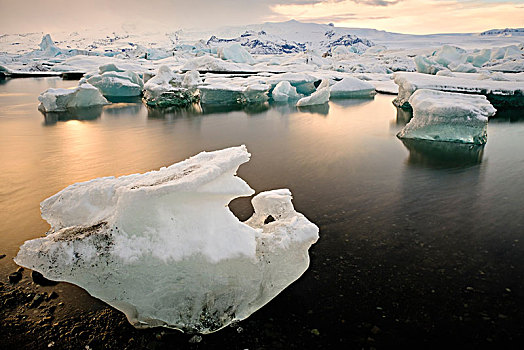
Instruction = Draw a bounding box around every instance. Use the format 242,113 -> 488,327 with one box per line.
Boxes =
397,89 -> 496,145
296,79 -> 330,107
393,72 -> 524,108
267,73 -> 319,95
38,34 -> 62,57
330,77 -> 376,98
84,66 -> 144,97
14,146 -> 319,334
271,81 -> 301,102
199,83 -> 244,105
143,66 -> 199,107
38,83 -> 109,112
241,83 -> 270,104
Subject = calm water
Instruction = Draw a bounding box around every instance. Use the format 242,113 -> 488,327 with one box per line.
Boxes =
1,77 -> 524,347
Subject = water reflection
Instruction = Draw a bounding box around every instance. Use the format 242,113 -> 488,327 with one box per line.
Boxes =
395,106 -> 413,126
41,106 -> 103,125
491,109 -> 524,123
329,98 -> 374,108
400,138 -> 484,169
103,103 -> 143,116
297,103 -> 330,116
147,103 -> 203,120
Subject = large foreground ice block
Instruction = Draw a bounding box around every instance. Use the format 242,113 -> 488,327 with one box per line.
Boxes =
38,83 -> 109,112
15,146 -> 319,333
397,89 -> 496,145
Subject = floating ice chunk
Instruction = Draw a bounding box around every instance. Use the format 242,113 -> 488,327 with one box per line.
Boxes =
393,72 -> 524,108
466,49 -> 491,67
330,77 -> 376,98
143,66 -> 197,107
199,83 -> 244,105
86,70 -> 144,97
397,89 -> 496,145
268,73 -> 319,95
271,81 -> 301,101
217,43 -> 255,64
38,83 -> 109,112
432,45 -> 467,68
296,79 -> 330,107
242,84 -> 270,103
14,146 -> 319,333
414,56 -> 444,75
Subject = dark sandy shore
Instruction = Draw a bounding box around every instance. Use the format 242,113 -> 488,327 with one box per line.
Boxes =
2,223 -> 524,350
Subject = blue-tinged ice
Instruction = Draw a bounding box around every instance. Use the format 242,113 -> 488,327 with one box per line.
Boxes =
397,89 -> 496,145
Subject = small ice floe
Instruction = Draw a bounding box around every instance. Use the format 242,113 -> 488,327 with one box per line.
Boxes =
397,89 -> 496,145
15,146 -> 319,334
329,77 -> 376,98
38,83 -> 109,112
296,79 -> 330,107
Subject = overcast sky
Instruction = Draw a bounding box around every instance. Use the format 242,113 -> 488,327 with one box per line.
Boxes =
1,0 -> 523,34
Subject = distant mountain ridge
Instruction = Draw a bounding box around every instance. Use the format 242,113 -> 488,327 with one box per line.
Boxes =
205,26 -> 375,55
480,28 -> 524,36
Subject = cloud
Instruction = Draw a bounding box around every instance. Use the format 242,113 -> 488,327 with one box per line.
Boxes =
0,0 -> 522,34
269,0 -> 524,34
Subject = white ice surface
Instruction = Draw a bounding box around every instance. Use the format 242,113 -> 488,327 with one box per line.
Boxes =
38,83 -> 109,112
15,146 -> 319,333
394,72 -> 524,107
330,77 -> 376,98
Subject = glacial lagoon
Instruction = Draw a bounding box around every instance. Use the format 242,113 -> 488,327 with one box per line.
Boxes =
1,77 -> 524,347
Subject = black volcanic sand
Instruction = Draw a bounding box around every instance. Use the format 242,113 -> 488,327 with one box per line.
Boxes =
2,210 -> 524,350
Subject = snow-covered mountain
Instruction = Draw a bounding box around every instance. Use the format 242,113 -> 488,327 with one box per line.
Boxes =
1,20 -> 523,57
206,27 -> 374,55
480,28 -> 524,36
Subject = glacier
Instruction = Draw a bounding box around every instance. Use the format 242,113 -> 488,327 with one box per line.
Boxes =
397,89 -> 497,145
14,146 -> 319,333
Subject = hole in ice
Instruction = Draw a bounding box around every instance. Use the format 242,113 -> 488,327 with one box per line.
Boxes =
228,197 -> 254,222
264,215 -> 276,225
